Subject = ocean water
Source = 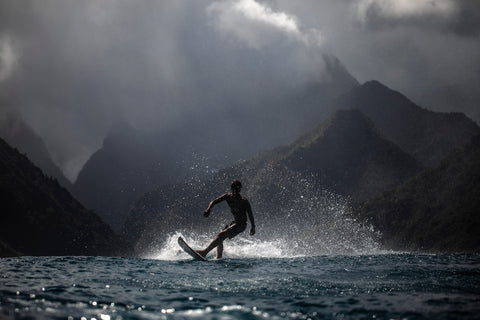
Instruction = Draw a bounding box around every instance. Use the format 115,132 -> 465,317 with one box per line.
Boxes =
1,235 -> 479,320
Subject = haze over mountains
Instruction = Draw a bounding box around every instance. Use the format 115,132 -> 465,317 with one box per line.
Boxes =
3,0 -> 479,182
73,55 -> 358,231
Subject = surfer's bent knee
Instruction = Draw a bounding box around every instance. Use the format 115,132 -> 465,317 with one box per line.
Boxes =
218,230 -> 229,241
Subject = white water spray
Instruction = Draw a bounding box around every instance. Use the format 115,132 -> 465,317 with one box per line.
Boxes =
151,209 -> 383,261
149,178 -> 385,260
151,232 -> 289,260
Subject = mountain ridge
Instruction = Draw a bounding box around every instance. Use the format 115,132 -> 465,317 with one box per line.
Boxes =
353,132 -> 480,253
333,80 -> 480,167
0,112 -> 72,190
0,137 -> 130,257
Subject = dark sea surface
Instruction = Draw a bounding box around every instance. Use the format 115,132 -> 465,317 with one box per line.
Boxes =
1,238 -> 479,320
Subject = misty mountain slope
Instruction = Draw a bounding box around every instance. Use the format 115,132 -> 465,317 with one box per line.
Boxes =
249,108 -> 423,201
72,124 -> 201,232
125,109 -> 422,253
333,80 -> 480,167
0,137 -> 129,257
354,133 -> 480,253
73,56 -> 359,232
0,113 -> 72,190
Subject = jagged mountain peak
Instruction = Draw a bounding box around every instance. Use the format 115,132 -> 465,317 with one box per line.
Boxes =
294,108 -> 378,149
334,80 -> 480,167
278,108 -> 422,198
234,108 -> 422,204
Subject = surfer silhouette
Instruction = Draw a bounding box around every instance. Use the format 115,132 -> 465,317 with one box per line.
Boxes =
196,180 -> 255,259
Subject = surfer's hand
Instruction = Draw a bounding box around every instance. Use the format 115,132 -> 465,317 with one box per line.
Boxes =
250,226 -> 255,236
203,210 -> 210,217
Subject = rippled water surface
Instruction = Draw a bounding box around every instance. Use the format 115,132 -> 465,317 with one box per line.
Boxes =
1,253 -> 479,320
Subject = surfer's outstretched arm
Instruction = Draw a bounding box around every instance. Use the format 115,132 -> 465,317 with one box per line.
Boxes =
204,193 -> 227,217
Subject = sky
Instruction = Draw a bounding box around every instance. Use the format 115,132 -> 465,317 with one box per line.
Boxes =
0,0 -> 479,181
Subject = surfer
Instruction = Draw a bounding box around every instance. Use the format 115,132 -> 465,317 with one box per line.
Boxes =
196,179 -> 255,259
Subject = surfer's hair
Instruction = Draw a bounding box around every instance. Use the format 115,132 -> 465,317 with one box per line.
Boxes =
231,179 -> 242,191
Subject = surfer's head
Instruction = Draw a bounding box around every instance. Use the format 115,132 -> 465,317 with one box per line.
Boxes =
231,179 -> 242,194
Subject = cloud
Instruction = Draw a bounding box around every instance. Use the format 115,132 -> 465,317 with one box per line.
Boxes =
450,0 -> 480,37
207,0 -> 323,49
234,0 -> 300,34
274,0 -> 480,123
0,0 -> 334,181
356,0 -> 457,22
0,0 -> 479,181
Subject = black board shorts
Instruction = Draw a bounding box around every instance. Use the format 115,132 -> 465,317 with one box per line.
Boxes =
222,221 -> 247,239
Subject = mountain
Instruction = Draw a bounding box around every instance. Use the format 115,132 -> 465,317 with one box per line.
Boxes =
333,81 -> 480,167
73,56 -> 359,232
72,123 -> 212,232
0,113 -> 72,190
353,133 -> 480,253
124,109 -> 423,253
0,137 -> 130,257
275,108 -> 423,200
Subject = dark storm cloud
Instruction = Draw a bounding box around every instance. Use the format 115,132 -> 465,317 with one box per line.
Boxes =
349,0 -> 480,37
277,0 -> 480,122
0,0 -> 479,180
451,0 -> 480,37
0,0 -> 332,180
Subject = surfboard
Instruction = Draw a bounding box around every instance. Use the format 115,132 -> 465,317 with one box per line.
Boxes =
177,236 -> 207,261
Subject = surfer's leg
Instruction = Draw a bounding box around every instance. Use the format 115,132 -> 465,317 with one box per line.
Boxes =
217,242 -> 223,259
196,231 -> 227,258
205,222 -> 243,258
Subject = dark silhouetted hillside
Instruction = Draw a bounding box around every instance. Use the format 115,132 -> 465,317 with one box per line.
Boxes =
354,133 -> 480,253
0,137 -> 130,257
279,109 -> 423,200
0,113 -> 72,190
334,81 -> 480,167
